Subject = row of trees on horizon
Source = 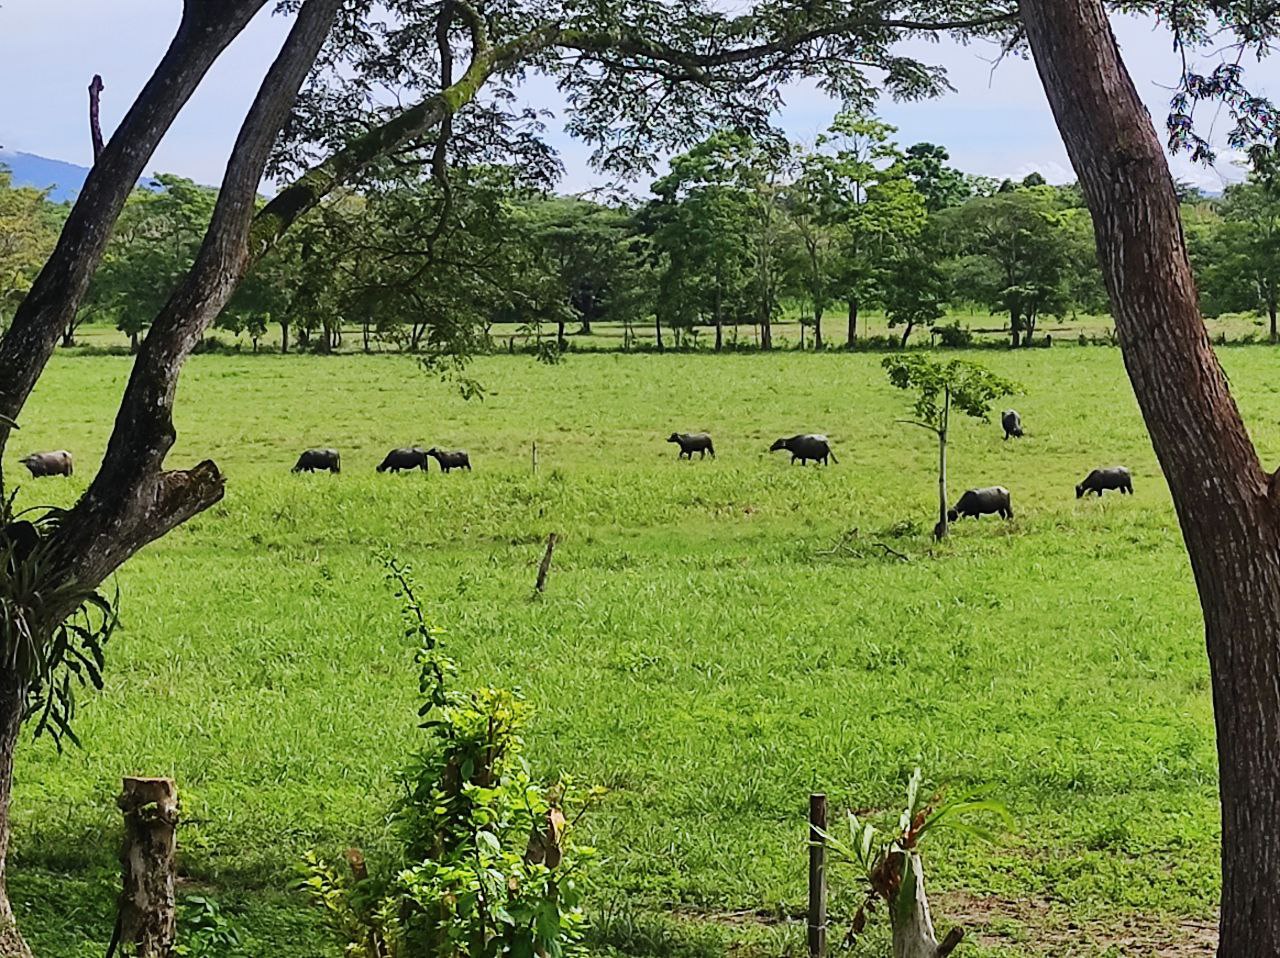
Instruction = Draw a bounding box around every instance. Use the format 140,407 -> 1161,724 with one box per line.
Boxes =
3,113 -> 1278,357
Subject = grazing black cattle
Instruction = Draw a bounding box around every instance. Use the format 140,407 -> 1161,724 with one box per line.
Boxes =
667,432 -> 715,460
426,448 -> 470,472
947,486 -> 1014,522
292,448 -> 341,473
1001,409 -> 1024,440
769,434 -> 837,465
377,447 -> 429,473
21,450 -> 73,478
1076,466 -> 1133,498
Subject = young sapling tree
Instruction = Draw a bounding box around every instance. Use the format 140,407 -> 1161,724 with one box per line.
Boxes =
882,355 -> 1016,540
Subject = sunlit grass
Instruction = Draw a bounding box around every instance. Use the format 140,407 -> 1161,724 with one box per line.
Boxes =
10,345 -> 1258,954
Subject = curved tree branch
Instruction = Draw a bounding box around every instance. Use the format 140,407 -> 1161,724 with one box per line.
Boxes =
52,0 -> 345,590
0,0 -> 270,466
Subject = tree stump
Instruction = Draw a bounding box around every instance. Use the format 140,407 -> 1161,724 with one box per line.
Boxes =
891,851 -> 963,958
116,777 -> 179,957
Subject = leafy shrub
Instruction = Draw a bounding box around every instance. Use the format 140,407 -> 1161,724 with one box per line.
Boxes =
175,896 -> 246,957
932,322 -> 973,348
303,559 -> 602,958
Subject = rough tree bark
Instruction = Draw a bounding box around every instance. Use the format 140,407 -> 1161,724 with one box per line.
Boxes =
0,681 -> 26,958
0,5 -> 339,953
52,0 -> 343,593
1020,1 -> 1280,953
115,778 -> 180,957
0,0 -> 269,463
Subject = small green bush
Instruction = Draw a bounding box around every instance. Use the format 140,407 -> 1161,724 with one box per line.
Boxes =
303,559 -> 602,958
933,322 -> 973,348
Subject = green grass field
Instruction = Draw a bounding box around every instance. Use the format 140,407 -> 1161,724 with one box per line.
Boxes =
11,343 -> 1274,956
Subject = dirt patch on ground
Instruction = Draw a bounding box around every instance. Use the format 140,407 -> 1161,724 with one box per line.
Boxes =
940,891 -> 1217,956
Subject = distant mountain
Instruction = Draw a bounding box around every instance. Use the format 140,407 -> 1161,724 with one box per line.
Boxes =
0,150 -> 91,203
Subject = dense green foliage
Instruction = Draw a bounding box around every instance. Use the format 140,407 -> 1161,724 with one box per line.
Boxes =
13,119 -> 1280,360
303,561 -> 599,958
0,168 -> 62,328
5,346 -> 1246,956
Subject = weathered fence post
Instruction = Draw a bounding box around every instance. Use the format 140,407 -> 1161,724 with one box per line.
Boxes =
808,793 -> 827,958
534,532 -> 558,594
114,777 -> 179,957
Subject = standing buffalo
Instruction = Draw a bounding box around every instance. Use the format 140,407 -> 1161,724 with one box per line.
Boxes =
377,447 -> 429,473
1001,410 -> 1024,440
426,448 -> 471,473
769,434 -> 838,465
1076,466 -> 1132,498
21,450 -> 73,478
667,432 -> 715,460
292,448 -> 341,473
947,486 -> 1014,521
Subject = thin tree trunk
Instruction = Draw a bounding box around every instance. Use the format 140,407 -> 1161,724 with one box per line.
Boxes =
935,388 -> 949,541
1269,298 -> 1277,344
814,303 -> 824,349
900,321 -> 914,349
1009,310 -> 1021,347
655,312 -> 664,351
847,299 -> 857,347
280,320 -> 290,354
714,275 -> 723,352
0,681 -> 29,958
1020,2 -> 1280,954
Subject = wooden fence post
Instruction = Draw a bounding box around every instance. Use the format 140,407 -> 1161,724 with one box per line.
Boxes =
532,441 -> 538,475
808,793 -> 827,958
113,777 -> 179,957
534,533 -> 558,594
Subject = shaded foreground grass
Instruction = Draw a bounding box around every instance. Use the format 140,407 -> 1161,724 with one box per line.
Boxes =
9,347 -> 1259,955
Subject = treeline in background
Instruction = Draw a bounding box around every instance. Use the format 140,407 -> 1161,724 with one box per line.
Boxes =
3,111 -> 1277,356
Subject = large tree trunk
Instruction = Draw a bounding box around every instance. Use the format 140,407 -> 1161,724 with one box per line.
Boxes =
0,1 -> 269,458
280,320 -> 290,355
846,298 -> 857,346
0,13 -> 340,951
1009,310 -> 1021,347
0,681 -> 28,958
1020,2 -> 1280,954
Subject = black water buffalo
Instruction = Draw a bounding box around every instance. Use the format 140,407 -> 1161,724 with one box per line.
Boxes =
21,450 -> 73,478
292,448 -> 341,473
769,434 -> 837,465
1076,466 -> 1132,498
378,447 -> 429,473
667,432 -> 715,460
426,448 -> 470,472
948,486 -> 1013,521
1001,409 -> 1024,440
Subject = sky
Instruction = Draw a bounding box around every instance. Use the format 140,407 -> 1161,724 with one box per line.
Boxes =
1,2 -> 1275,195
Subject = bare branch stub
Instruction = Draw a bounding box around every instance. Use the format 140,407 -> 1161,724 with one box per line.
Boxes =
88,74 -> 105,160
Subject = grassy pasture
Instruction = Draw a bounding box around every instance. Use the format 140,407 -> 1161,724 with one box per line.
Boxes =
10,345 -> 1276,955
